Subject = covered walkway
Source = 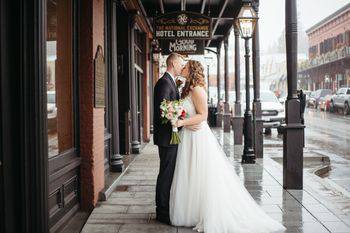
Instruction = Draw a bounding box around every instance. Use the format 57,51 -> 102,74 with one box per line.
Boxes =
81,129 -> 350,233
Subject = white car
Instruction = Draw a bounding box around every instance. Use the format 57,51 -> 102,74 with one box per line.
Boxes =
240,90 -> 285,134
47,91 -> 57,119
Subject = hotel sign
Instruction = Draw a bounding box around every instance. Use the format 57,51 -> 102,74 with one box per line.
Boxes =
161,39 -> 204,55
155,12 -> 212,39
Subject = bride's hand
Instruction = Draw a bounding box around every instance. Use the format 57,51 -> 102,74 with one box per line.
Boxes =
176,120 -> 184,127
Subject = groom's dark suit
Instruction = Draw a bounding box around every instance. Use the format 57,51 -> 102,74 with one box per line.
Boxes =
153,72 -> 180,224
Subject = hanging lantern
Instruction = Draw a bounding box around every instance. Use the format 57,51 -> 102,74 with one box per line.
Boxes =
235,1 -> 258,39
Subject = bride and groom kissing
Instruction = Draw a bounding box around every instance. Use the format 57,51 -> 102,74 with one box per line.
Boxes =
153,52 -> 286,233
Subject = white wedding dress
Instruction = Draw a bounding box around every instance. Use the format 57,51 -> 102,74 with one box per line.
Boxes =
169,95 -> 286,233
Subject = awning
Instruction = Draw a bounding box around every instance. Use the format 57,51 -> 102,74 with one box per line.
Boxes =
140,0 -> 243,48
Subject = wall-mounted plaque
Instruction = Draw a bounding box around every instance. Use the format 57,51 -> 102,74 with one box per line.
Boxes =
161,39 -> 205,55
155,11 -> 212,39
94,45 -> 105,108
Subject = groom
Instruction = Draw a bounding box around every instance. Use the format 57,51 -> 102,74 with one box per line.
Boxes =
153,53 -> 183,224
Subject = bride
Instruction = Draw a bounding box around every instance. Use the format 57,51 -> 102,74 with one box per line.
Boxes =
169,60 -> 286,233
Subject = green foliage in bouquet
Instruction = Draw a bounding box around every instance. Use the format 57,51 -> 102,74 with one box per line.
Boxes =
160,99 -> 185,145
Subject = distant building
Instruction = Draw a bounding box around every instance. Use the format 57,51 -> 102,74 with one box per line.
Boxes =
261,53 -> 307,97
298,3 -> 350,91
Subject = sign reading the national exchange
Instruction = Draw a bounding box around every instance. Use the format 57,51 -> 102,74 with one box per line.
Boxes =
155,12 -> 212,39
161,39 -> 205,55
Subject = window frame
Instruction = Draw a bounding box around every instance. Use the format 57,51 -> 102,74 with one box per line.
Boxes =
46,0 -> 80,161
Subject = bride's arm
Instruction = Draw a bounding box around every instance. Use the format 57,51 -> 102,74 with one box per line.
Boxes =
177,86 -> 208,127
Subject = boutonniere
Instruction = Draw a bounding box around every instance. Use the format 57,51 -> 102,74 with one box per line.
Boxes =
176,78 -> 185,89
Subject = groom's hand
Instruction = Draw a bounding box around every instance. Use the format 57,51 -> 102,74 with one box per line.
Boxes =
185,124 -> 201,131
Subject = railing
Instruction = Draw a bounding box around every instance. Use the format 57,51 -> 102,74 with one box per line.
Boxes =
299,46 -> 350,72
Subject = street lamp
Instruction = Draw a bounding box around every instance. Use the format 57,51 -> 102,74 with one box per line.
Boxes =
236,0 -> 258,164
235,1 -> 258,39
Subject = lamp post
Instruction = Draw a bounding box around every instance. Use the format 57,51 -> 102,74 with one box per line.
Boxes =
236,0 -> 258,164
204,54 -> 213,103
283,0 -> 305,189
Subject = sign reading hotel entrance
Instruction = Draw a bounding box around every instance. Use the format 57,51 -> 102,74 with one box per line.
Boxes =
155,11 -> 211,39
161,39 -> 204,55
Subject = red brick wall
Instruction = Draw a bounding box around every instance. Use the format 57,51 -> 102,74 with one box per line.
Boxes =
308,10 -> 350,49
79,0 -> 105,211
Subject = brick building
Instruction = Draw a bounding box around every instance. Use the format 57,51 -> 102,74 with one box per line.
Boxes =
298,3 -> 350,91
0,0 -> 240,232
1,0 -> 156,232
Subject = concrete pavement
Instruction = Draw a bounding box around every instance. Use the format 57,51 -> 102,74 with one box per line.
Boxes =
82,129 -> 350,233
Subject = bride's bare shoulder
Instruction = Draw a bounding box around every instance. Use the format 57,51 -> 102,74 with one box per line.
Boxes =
189,86 -> 207,99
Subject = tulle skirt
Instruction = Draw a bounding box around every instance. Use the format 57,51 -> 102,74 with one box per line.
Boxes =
169,122 -> 286,233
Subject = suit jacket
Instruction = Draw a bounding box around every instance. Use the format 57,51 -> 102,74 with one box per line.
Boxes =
153,72 -> 180,147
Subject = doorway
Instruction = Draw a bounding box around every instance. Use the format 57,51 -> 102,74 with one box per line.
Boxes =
134,28 -> 145,145
135,68 -> 144,143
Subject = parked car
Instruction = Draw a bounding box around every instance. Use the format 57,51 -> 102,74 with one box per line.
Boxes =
307,91 -> 316,108
319,94 -> 333,112
47,91 -> 57,119
307,89 -> 332,109
47,91 -> 57,133
330,87 -> 350,115
241,90 -> 285,134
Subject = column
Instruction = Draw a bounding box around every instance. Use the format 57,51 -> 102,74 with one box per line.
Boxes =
216,42 -> 223,127
252,0 -> 263,158
283,0 -> 305,189
207,64 -> 210,103
223,37 -> 231,132
130,15 -> 140,154
241,38 -> 255,164
143,36 -> 151,142
232,25 -> 244,145
109,1 -> 123,172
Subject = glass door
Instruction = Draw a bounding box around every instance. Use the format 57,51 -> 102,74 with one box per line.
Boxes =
46,0 -> 80,231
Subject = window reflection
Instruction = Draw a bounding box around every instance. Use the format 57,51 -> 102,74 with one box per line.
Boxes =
47,0 -> 74,158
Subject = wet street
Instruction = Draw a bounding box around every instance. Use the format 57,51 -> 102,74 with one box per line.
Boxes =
264,109 -> 350,193
304,109 -> 350,160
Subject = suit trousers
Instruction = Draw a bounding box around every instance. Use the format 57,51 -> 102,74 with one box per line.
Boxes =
155,145 -> 178,221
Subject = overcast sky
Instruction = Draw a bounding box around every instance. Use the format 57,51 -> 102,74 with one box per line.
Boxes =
259,0 -> 349,53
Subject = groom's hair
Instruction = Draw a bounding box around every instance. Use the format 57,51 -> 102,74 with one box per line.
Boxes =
166,53 -> 182,68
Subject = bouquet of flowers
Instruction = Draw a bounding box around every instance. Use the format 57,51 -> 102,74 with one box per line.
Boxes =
160,99 -> 187,144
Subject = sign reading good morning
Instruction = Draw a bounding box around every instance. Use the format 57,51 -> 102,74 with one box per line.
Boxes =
161,39 -> 205,55
155,12 -> 212,39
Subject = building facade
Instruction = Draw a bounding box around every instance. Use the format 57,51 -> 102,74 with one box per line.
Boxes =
0,0 -> 236,232
1,0 -> 304,232
1,0 -> 156,232
298,3 -> 350,91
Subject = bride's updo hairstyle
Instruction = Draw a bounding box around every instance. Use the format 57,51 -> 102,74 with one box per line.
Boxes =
181,60 -> 206,99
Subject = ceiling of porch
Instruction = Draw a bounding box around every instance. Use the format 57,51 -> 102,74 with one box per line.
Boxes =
140,0 -> 243,48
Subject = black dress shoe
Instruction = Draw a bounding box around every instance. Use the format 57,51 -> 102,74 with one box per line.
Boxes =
156,214 -> 171,225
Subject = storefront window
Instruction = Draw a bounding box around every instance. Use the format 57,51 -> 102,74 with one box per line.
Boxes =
47,0 -> 74,158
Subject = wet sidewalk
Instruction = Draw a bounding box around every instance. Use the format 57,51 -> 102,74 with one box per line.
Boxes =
82,129 -> 350,233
